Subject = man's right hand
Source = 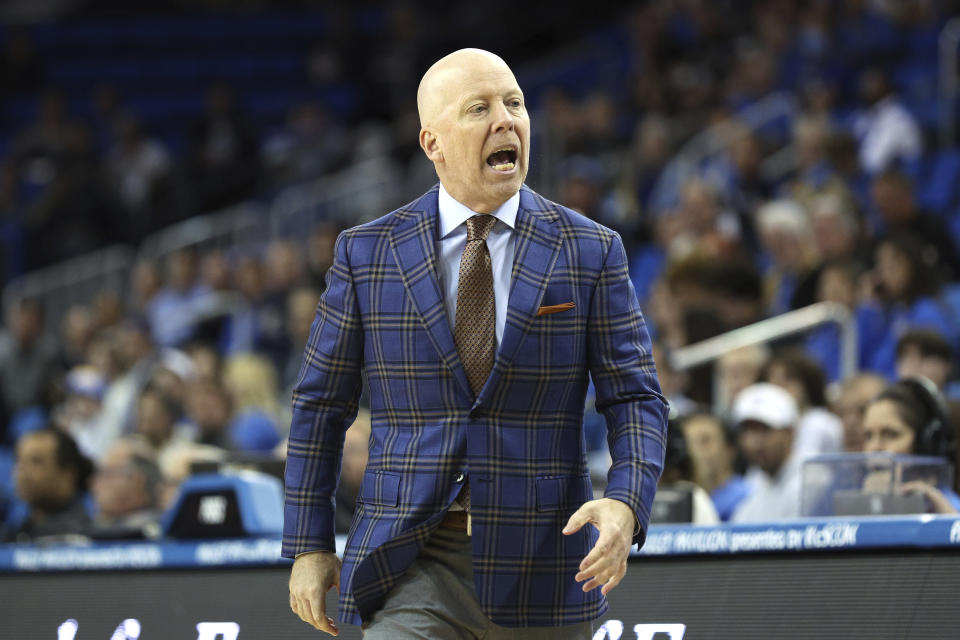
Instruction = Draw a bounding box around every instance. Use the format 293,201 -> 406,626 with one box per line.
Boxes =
289,550 -> 341,636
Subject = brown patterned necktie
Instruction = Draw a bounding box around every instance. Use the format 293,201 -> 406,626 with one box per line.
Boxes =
455,214 -> 497,398
452,214 -> 497,521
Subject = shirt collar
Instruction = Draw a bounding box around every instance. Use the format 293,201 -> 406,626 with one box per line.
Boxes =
438,182 -> 519,240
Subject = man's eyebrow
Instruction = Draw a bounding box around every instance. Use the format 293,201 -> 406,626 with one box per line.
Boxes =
461,93 -> 488,104
461,90 -> 523,104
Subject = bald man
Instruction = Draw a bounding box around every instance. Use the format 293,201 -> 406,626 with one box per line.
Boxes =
284,49 -> 667,638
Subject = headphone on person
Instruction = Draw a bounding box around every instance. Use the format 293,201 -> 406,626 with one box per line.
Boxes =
896,377 -> 955,460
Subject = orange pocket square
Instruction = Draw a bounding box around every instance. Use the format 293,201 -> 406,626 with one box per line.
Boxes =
536,301 -> 576,316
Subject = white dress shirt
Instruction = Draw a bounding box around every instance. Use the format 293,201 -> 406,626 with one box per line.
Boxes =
730,454 -> 803,523
854,96 -> 923,173
437,183 -> 519,347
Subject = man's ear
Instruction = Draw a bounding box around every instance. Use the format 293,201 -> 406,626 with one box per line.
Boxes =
419,128 -> 443,163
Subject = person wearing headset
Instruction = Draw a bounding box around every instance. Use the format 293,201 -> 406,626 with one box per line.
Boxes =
861,377 -> 960,514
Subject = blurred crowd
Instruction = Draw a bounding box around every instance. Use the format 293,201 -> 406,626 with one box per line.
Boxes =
4,0 -> 960,543
0,230 -> 350,542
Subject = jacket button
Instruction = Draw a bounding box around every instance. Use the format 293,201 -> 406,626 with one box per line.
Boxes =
455,473 -> 465,483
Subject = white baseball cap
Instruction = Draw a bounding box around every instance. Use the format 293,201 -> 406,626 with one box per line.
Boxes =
732,383 -> 798,429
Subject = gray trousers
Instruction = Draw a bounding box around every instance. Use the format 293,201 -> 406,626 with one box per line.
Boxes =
362,527 -> 594,639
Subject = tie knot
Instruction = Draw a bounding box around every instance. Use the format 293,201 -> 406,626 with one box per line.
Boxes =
465,214 -> 497,242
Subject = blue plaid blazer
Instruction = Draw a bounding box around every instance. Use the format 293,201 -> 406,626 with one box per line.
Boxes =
282,184 -> 667,628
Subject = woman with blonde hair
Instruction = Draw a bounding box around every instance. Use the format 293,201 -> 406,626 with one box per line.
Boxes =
222,353 -> 283,452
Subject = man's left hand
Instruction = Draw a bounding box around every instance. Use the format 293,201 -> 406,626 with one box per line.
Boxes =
562,497 -> 635,596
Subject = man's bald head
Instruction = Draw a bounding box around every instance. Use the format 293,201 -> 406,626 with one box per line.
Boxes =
417,48 -> 514,128
416,48 -> 530,213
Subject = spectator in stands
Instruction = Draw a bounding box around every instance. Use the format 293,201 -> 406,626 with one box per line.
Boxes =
184,341 -> 222,384
10,90 -> 70,182
681,413 -> 750,522
657,420 -> 720,525
97,315 -> 160,440
130,259 -> 162,315
53,365 -> 110,462
184,380 -> 233,450
265,240 -> 306,294
713,129 -> 771,242
786,116 -> 854,214
862,378 -> 959,514
833,372 -> 888,452
148,349 -> 198,411
58,304 -> 95,371
700,254 -> 765,331
761,348 -> 843,459
26,120 -> 117,269
222,256 -> 287,369
755,199 -> 821,315
558,155 -> 606,222
188,82 -> 260,211
132,384 -> 192,477
2,428 -> 93,543
102,112 -> 175,241
809,194 -> 866,266
148,248 -> 211,348
91,438 -> 163,539
716,344 -> 770,417
869,170 -> 960,280
0,298 -> 59,436
85,332 -> 122,385
853,68 -> 922,174
895,330 -> 954,393
730,383 -> 803,522
623,114 -> 674,218
222,353 -> 282,453
260,101 -> 349,187
804,259 -> 862,381
660,179 -> 742,258
857,235 -> 956,378
335,408 -> 370,534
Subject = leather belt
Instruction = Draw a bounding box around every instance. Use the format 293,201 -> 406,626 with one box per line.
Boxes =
438,510 -> 469,532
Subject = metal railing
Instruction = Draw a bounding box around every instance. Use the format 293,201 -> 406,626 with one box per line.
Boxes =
137,201 -> 267,262
648,92 -> 798,212
670,301 -> 858,407
2,245 -> 135,333
269,155 -> 407,240
671,301 -> 856,375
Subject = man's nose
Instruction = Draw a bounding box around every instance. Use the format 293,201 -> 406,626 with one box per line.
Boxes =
491,102 -> 515,132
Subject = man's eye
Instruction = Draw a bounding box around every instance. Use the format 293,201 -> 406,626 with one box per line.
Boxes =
470,105 -> 486,114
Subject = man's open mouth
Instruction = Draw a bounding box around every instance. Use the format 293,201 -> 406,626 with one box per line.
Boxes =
486,146 -> 517,172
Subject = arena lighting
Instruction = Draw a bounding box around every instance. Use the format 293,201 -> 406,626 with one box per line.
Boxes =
57,619 -> 240,640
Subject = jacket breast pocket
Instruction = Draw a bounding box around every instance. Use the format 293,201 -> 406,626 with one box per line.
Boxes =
536,474 -> 589,511
360,470 -> 400,507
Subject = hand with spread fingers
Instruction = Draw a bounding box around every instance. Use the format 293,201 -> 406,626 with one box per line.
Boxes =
289,551 -> 342,636
563,497 -> 636,596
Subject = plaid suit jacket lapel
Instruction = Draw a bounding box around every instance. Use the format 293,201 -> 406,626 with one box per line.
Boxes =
388,187 -> 473,400
482,186 -> 562,401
